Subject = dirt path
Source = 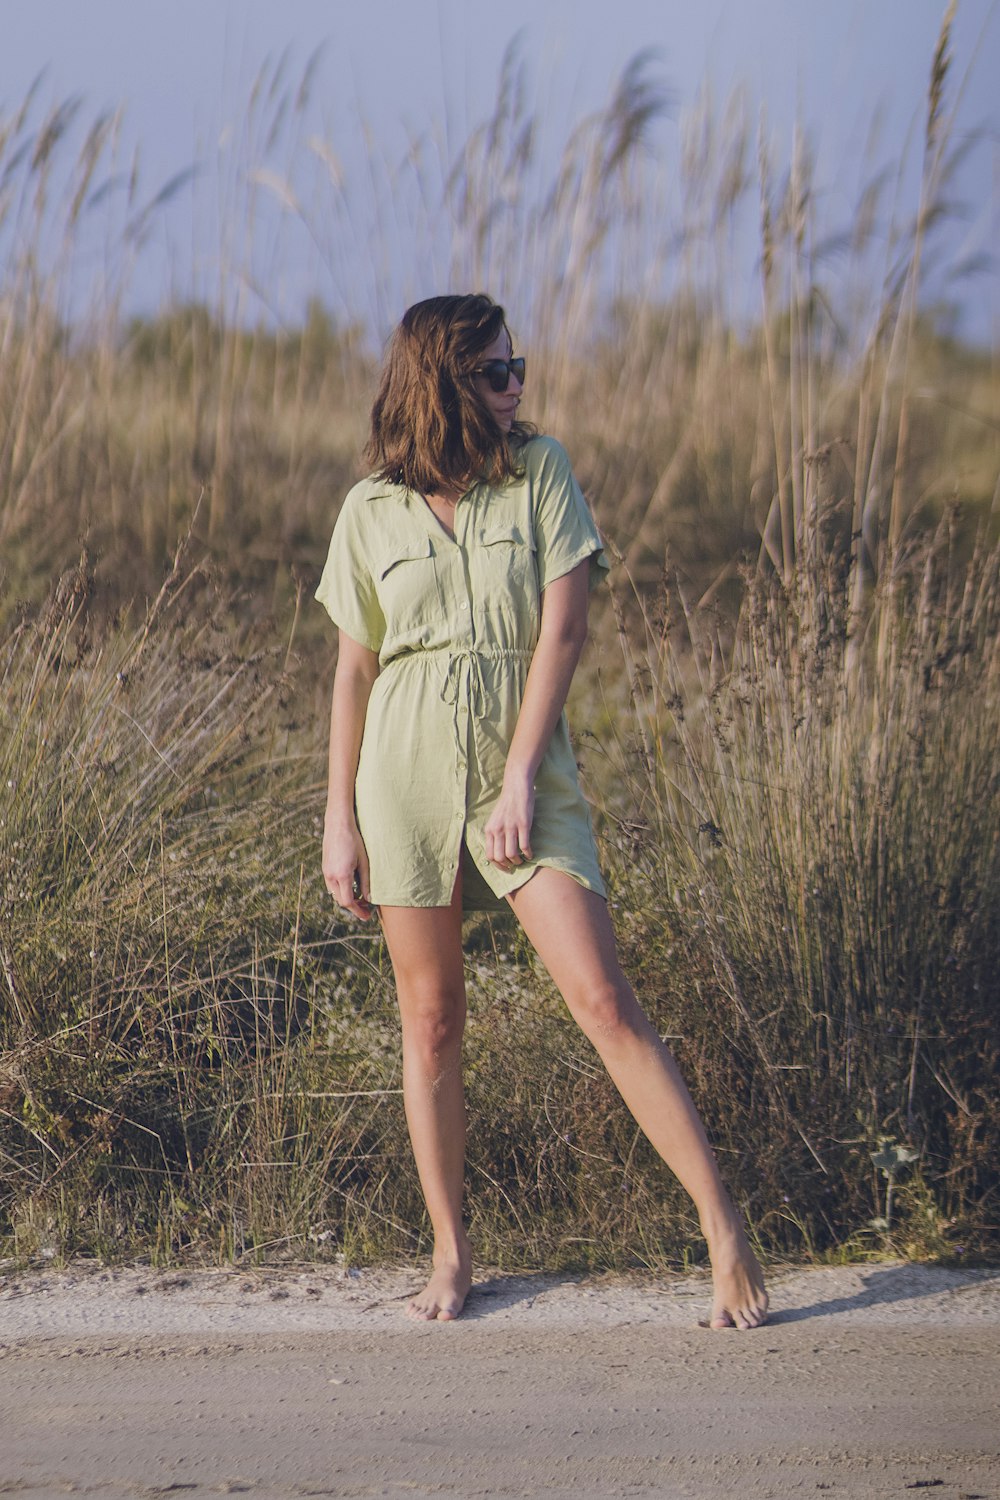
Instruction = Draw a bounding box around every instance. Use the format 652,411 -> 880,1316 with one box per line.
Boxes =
1,1261 -> 998,1499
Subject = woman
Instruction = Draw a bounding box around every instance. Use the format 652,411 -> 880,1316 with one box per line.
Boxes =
317,293 -> 768,1329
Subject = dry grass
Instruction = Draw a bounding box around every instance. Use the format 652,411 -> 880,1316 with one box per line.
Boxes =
1,10 -> 998,1270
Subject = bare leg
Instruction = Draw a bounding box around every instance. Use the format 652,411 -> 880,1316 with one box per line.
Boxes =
508,867 -> 768,1330
379,869 -> 472,1321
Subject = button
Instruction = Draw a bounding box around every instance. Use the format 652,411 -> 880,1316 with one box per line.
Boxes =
460,602 -> 469,610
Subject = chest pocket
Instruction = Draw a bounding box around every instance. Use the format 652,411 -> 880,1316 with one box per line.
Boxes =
376,536 -> 441,629
480,523 -> 537,596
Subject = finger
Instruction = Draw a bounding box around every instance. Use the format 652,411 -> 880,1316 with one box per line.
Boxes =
517,823 -> 532,861
329,874 -> 372,922
487,829 -> 512,870
353,858 -> 373,900
348,866 -> 374,921
486,837 -> 512,872
482,834 -> 503,870
503,826 -> 521,865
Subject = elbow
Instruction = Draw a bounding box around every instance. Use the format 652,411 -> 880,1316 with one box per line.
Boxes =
540,629 -> 587,671
360,655 -> 382,688
333,659 -> 380,714
557,617 -> 589,655
335,641 -> 381,690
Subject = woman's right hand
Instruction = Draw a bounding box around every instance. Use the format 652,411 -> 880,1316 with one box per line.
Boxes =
323,815 -> 374,921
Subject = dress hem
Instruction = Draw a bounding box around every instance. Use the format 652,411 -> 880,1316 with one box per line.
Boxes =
369,857 -> 607,912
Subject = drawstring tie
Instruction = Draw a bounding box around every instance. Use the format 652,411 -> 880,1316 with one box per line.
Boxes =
439,648 -> 533,741
441,648 -> 489,724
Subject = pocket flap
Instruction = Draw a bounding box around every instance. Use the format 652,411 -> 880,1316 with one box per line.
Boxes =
482,523 -> 534,549
378,536 -> 434,579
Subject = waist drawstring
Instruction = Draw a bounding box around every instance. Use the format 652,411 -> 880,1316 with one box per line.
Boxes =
441,649 -> 489,719
438,647 -> 533,718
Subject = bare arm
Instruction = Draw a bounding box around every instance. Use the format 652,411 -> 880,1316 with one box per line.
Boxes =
323,632 -> 381,920
484,558 -> 590,872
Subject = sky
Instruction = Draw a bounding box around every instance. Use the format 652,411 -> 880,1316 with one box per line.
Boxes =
3,0 -> 998,343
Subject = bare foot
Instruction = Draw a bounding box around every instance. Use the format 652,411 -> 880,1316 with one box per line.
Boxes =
705,1217 -> 769,1330
407,1247 -> 473,1322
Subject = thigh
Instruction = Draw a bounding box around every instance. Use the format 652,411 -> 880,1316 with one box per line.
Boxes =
378,863 -> 466,1001
506,866 -> 627,998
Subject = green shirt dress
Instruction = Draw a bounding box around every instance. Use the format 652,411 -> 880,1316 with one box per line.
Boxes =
315,434 -> 610,912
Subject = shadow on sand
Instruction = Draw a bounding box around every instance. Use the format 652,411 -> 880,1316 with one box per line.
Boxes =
451,1271 -> 587,1320
761,1264 -> 999,1325
439,1264 -> 1000,1327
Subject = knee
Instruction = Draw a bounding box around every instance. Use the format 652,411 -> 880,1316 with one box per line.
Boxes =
566,976 -> 640,1046
399,985 -> 466,1063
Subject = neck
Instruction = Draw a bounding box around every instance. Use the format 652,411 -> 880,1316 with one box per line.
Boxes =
426,481 -> 465,505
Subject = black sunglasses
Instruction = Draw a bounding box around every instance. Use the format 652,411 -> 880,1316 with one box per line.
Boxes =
472,356 -> 526,393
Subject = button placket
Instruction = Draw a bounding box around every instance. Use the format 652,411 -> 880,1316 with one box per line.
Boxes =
455,492 -> 476,642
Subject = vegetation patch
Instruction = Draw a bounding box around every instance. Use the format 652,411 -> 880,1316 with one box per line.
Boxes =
1,11 -> 996,1271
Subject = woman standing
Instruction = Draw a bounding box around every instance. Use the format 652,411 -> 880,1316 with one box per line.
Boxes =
317,293 -> 768,1329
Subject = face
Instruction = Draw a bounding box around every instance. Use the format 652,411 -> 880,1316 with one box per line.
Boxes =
472,327 -> 523,433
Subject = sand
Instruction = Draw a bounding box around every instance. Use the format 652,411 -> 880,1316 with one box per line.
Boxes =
1,1259 -> 998,1499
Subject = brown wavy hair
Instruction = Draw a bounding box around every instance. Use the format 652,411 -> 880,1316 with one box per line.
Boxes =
364,293 -> 535,494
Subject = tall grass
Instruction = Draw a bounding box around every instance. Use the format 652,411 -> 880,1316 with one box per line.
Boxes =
0,560 -> 714,1270
1,9 -> 998,1268
1,30 -> 994,618
597,518 -> 999,1254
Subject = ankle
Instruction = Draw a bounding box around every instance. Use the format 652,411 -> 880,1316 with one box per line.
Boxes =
699,1200 -> 745,1250
432,1234 -> 471,1268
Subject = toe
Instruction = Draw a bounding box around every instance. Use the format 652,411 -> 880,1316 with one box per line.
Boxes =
725,1300 -> 767,1330
746,1296 -> 769,1328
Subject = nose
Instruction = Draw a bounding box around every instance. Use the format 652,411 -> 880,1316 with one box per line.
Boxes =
509,366 -> 523,395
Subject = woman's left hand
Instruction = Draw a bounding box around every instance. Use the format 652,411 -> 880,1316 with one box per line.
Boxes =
485,772 -> 534,872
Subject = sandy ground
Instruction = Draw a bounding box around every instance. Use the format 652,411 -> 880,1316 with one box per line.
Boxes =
1,1260 -> 998,1500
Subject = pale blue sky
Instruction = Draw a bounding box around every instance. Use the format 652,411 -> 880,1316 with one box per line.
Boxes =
5,1 -> 998,340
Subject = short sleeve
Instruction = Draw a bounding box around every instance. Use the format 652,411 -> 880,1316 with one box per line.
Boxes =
528,437 -> 610,593
315,489 -> 386,652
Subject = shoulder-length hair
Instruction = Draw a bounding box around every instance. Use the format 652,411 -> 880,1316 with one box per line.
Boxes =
364,293 -> 535,494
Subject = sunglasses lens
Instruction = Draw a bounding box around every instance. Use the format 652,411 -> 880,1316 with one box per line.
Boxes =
476,357 -> 526,392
